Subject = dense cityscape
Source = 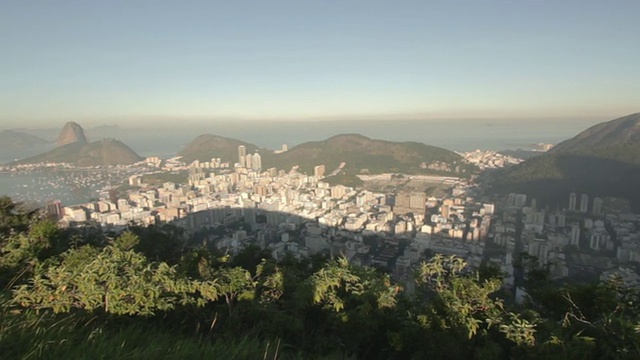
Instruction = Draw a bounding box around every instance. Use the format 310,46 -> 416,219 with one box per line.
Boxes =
2,1 -> 640,358
3,137 -> 639,301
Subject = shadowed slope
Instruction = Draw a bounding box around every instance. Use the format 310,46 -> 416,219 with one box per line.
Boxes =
492,112 -> 640,211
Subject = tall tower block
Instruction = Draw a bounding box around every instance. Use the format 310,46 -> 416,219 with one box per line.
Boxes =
238,145 -> 247,167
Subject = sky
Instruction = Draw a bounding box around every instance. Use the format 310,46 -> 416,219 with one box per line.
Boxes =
1,0 -> 639,127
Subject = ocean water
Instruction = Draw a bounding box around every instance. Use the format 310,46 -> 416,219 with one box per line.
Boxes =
0,170 -> 122,206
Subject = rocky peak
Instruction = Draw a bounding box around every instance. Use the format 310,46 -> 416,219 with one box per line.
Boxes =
56,122 -> 88,146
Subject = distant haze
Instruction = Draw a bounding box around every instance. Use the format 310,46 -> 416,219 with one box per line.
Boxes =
1,1 -> 639,125
2,117 -> 607,162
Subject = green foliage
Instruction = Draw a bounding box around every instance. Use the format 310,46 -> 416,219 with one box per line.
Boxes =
141,171 -> 188,186
126,223 -> 187,264
306,257 -> 399,313
113,230 -> 139,251
255,259 -> 285,304
0,216 -> 64,289
0,303 -> 295,360
524,278 -> 640,359
2,198 -> 640,359
230,244 -> 273,272
13,245 -> 218,315
321,173 -> 364,187
0,195 -> 35,237
412,254 -> 536,357
213,266 -> 257,315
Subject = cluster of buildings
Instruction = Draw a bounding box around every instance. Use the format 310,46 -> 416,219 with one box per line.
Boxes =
1,162 -> 76,172
237,145 -> 262,171
459,150 -> 523,170
47,145 -> 500,290
490,191 -> 640,292
43,144 -> 640,293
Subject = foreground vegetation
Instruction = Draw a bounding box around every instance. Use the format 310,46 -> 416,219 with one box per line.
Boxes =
1,196 -> 639,359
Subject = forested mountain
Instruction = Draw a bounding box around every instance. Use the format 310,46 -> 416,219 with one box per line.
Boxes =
549,112 -> 640,159
179,133 -> 475,176
11,122 -> 143,166
268,134 -> 472,175
15,138 -> 143,166
492,113 -> 640,211
178,134 -> 261,164
0,130 -> 48,151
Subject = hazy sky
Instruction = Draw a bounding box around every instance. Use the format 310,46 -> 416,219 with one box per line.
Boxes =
1,0 -> 639,127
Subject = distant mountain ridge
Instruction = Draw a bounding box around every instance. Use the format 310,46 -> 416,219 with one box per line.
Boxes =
0,130 -> 52,163
15,139 -> 143,166
492,112 -> 640,211
12,122 -> 142,166
549,113 -> 640,155
0,130 -> 48,150
179,133 -> 474,176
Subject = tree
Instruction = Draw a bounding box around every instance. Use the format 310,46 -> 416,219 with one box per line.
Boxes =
230,244 -> 273,272
410,255 -> 536,357
213,266 -> 256,316
0,219 -> 62,288
13,245 -> 218,316
306,257 -> 399,313
522,278 -> 640,359
299,257 -> 401,356
126,224 -> 187,264
0,196 -> 35,237
114,231 -> 139,251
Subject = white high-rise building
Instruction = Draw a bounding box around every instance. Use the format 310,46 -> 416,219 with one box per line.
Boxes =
590,232 -> 605,251
592,197 -> 603,215
245,153 -> 253,169
558,213 -> 566,227
568,193 -> 577,211
238,145 -> 247,167
570,224 -> 580,247
314,165 -> 326,178
514,194 -> 527,207
252,152 -> 262,171
580,194 -> 589,213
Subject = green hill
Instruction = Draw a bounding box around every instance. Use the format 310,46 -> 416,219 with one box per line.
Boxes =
177,134 -> 262,164
269,134 -> 471,175
15,138 -> 143,166
0,130 -> 52,163
179,133 -> 474,176
549,112 -> 640,156
0,130 -> 48,151
492,112 -> 640,210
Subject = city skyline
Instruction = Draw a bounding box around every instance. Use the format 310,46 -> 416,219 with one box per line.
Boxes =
1,1 -> 639,127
